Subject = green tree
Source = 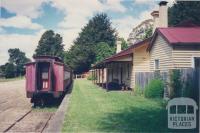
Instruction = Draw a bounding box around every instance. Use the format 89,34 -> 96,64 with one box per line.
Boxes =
0,64 -> 6,77
74,13 -> 116,47
119,38 -> 128,50
95,42 -> 115,63
65,44 -> 94,74
169,1 -> 200,26
8,48 -> 30,76
34,30 -> 64,58
65,13 -> 116,73
4,63 -> 16,78
169,70 -> 182,98
142,27 -> 153,39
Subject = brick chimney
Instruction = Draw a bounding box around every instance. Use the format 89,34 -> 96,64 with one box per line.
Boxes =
151,1 -> 168,31
116,39 -> 122,53
159,1 -> 168,27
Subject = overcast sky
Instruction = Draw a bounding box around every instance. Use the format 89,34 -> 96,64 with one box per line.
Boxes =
0,0 -> 174,65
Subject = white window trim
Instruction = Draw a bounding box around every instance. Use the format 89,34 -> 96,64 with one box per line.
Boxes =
191,56 -> 195,68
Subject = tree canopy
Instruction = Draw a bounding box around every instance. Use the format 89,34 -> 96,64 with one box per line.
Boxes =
142,27 -> 153,39
74,13 -> 116,47
0,48 -> 30,78
65,13 -> 117,74
119,38 -> 128,50
8,48 -> 30,66
169,1 -> 200,26
4,63 -> 16,78
34,30 -> 64,58
95,42 -> 115,63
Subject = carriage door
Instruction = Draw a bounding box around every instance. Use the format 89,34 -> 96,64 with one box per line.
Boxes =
26,63 -> 36,93
37,62 -> 50,91
41,66 -> 49,90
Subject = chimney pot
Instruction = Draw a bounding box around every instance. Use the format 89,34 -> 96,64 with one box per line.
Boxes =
159,1 -> 168,6
151,11 -> 159,17
116,39 -> 122,53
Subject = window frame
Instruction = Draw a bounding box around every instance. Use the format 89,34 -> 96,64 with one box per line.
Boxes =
154,59 -> 160,70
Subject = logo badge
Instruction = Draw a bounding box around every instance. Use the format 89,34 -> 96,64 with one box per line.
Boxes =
166,97 -> 198,129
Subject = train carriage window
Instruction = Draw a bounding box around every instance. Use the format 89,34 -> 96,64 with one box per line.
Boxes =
42,72 -> 48,79
177,105 -> 186,114
187,105 -> 194,114
170,105 -> 176,114
42,67 -> 49,79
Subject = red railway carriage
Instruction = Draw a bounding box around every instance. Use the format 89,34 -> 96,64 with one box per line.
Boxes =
25,56 -> 72,106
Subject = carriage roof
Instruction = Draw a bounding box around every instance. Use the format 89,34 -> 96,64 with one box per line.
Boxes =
33,55 -> 63,62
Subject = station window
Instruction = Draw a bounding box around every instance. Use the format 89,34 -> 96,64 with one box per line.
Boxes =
155,59 -> 159,70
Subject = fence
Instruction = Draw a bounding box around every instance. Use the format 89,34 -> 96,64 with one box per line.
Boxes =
135,71 -> 168,89
135,68 -> 200,99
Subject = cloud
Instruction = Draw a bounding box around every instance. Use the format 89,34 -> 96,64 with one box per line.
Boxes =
57,28 -> 81,50
102,0 -> 126,13
134,0 -> 154,4
1,0 -> 47,18
113,0 -> 175,39
0,27 -> 6,33
112,9 -> 153,39
0,0 -> 175,64
54,0 -> 127,29
50,0 -> 127,49
0,15 -> 43,30
0,29 -> 46,65
134,0 -> 175,6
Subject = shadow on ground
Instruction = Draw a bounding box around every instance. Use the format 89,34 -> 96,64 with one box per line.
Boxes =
96,83 -> 132,91
96,106 -> 198,133
96,106 -> 167,132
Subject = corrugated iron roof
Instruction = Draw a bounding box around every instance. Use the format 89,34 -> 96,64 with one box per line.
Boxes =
159,27 -> 200,44
148,27 -> 200,51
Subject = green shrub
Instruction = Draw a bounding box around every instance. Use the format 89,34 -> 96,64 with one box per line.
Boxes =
144,79 -> 164,98
134,85 -> 144,96
169,69 -> 182,98
87,74 -> 96,80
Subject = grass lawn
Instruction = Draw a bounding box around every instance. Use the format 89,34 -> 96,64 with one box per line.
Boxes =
62,79 -> 171,132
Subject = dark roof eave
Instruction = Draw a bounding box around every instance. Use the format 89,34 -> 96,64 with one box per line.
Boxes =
171,42 -> 200,45
107,37 -> 152,61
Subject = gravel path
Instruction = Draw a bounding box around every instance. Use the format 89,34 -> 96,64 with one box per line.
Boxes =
0,80 -> 54,132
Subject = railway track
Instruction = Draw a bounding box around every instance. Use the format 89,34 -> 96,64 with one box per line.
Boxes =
3,109 -> 54,133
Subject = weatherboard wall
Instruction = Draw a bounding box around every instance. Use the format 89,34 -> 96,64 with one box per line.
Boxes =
172,45 -> 200,68
149,35 -> 173,72
131,43 -> 150,88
